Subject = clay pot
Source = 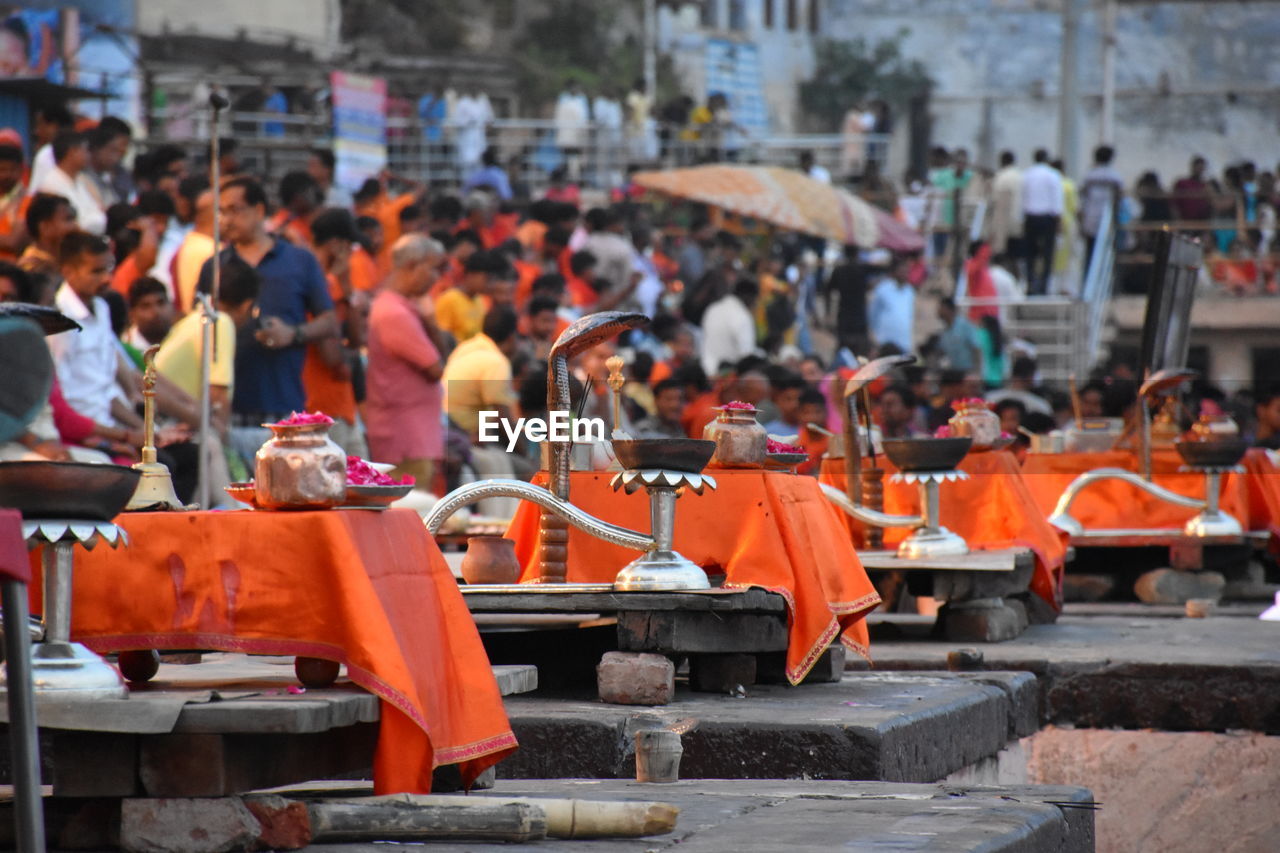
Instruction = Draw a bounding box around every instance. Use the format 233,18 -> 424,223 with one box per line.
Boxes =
254,422 -> 345,510
117,649 -> 160,683
703,406 -> 767,469
295,656 -> 341,688
460,536 -> 521,585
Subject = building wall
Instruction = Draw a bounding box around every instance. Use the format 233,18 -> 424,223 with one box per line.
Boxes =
823,0 -> 1280,182
135,0 -> 342,58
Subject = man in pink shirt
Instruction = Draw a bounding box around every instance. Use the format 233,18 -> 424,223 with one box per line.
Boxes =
366,234 -> 448,488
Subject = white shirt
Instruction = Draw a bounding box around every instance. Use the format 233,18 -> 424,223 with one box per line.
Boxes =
27,144 -> 55,196
150,218 -> 192,293
700,294 -> 757,375
868,277 -> 915,353
48,282 -> 128,425
990,165 -> 1023,240
1021,163 -> 1064,216
34,165 -> 107,235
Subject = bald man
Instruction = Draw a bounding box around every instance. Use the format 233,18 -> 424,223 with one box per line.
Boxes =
365,235 -> 448,487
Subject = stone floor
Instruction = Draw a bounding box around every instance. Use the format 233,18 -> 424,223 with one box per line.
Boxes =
295,779 -> 1096,853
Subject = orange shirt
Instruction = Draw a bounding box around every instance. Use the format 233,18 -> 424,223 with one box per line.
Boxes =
649,360 -> 674,386
0,192 -> 29,261
513,259 -> 540,308
302,273 -> 358,424
681,389 -> 721,438
350,244 -> 380,291
268,210 -> 312,249
515,219 -> 547,252
797,426 -> 829,476
110,255 -> 140,298
489,211 -> 518,247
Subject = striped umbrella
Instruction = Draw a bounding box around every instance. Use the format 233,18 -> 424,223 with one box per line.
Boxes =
632,164 -> 888,248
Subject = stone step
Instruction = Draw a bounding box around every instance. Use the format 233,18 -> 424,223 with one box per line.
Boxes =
497,671 -> 1037,783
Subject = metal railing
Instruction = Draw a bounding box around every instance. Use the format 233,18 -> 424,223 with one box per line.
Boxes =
146,108 -> 893,194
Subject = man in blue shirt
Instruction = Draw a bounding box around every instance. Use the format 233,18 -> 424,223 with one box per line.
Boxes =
197,177 -> 337,461
461,148 -> 513,201
934,296 -> 983,372
868,254 -> 915,354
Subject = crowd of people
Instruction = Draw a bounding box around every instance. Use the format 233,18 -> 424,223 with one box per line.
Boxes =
4,100 -> 1279,514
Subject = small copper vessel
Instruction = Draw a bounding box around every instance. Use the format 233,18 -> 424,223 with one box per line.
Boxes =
254,422 -> 345,510
703,405 -> 767,469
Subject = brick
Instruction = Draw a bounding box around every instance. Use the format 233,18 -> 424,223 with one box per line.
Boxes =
689,653 -> 757,693
1134,569 -> 1225,605
244,795 -> 311,850
803,646 -> 846,683
942,599 -> 1028,642
596,651 -> 674,705
120,798 -> 260,853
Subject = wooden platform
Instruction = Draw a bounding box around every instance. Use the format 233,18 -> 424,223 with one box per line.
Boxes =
0,654 -> 535,798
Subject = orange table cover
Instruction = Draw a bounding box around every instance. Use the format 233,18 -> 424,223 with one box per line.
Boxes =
504,470 -> 881,680
819,451 -> 1068,611
28,508 -> 517,793
1020,448 -> 1280,543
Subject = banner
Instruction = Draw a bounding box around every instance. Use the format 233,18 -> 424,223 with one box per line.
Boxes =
330,70 -> 386,192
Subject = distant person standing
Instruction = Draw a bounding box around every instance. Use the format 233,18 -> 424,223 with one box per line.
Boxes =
988,150 -> 1023,259
555,81 -> 590,179
453,86 -> 493,172
1020,149 -> 1064,295
1079,145 -> 1125,266
33,131 -> 106,235
1172,156 -> 1214,234
868,254 -> 916,354
825,245 -> 869,356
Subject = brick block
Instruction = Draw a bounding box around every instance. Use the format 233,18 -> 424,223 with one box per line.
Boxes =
942,599 -> 1028,643
596,651 -> 674,705
1135,568 -> 1225,604
120,798 -> 259,853
244,795 -> 311,850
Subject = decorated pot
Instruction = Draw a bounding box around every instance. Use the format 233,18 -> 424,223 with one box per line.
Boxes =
948,398 -> 1002,447
703,404 -> 767,469
255,422 -> 346,510
460,536 -> 521,585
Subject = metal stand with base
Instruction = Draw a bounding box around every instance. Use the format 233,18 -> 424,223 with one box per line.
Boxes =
610,469 -> 715,591
0,520 -> 129,701
821,467 -> 971,560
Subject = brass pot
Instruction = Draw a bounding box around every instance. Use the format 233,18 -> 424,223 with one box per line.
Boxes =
254,422 -> 346,510
703,406 -> 767,469
460,536 -> 521,584
949,400 -> 1002,447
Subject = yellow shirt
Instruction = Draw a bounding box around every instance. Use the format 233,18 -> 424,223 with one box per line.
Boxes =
155,309 -> 236,400
441,333 -> 514,437
435,287 -> 486,342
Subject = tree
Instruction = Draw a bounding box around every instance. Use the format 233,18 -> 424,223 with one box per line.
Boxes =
798,32 -> 932,132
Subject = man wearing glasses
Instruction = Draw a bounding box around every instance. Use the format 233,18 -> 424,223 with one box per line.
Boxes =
197,176 -> 338,463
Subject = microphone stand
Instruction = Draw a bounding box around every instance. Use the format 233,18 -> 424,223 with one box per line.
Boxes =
196,92 -> 228,509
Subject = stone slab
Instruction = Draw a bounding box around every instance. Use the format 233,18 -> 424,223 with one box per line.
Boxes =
288,779 -> 1095,853
869,605 -> 1280,732
461,587 -> 787,614
498,672 -> 1037,783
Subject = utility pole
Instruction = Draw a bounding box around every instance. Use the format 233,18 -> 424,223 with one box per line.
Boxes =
644,0 -> 657,100
1099,0 -> 1117,145
1058,0 -> 1084,176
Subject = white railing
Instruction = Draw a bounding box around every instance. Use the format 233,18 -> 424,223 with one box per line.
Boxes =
147,108 -> 893,193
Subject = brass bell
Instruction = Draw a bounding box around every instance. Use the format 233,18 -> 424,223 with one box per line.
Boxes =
125,345 -> 185,511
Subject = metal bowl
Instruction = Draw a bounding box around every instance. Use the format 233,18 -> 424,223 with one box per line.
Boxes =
764,452 -> 808,471
0,461 -> 141,521
342,483 -> 414,510
611,439 -> 716,473
881,437 -> 973,473
1174,439 -> 1249,469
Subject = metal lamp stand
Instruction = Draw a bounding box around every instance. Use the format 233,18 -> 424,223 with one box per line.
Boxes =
610,469 -> 715,591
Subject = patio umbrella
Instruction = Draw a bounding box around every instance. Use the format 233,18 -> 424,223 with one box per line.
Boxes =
869,207 -> 926,253
632,164 -> 885,249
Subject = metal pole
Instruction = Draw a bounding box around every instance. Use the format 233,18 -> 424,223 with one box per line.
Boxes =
1100,0 -> 1117,145
1058,0 -> 1083,176
2,579 -> 45,853
644,0 -> 657,100
197,96 -> 225,509
41,542 -> 73,645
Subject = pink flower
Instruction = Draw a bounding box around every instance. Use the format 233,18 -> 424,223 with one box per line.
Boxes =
287,685 -> 306,695
275,411 -> 335,426
934,425 -> 954,438
720,400 -> 756,411
767,438 -> 804,454
954,397 -> 989,408
345,456 -> 413,486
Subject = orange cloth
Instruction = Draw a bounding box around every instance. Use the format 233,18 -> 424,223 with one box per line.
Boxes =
681,389 -> 721,438
1020,448 -> 1280,540
516,219 -> 547,252
268,210 -> 312,249
505,471 -> 881,679
513,259 -> 540,308
28,509 -> 516,792
429,258 -> 463,299
0,192 -> 29,261
819,450 -> 1068,611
